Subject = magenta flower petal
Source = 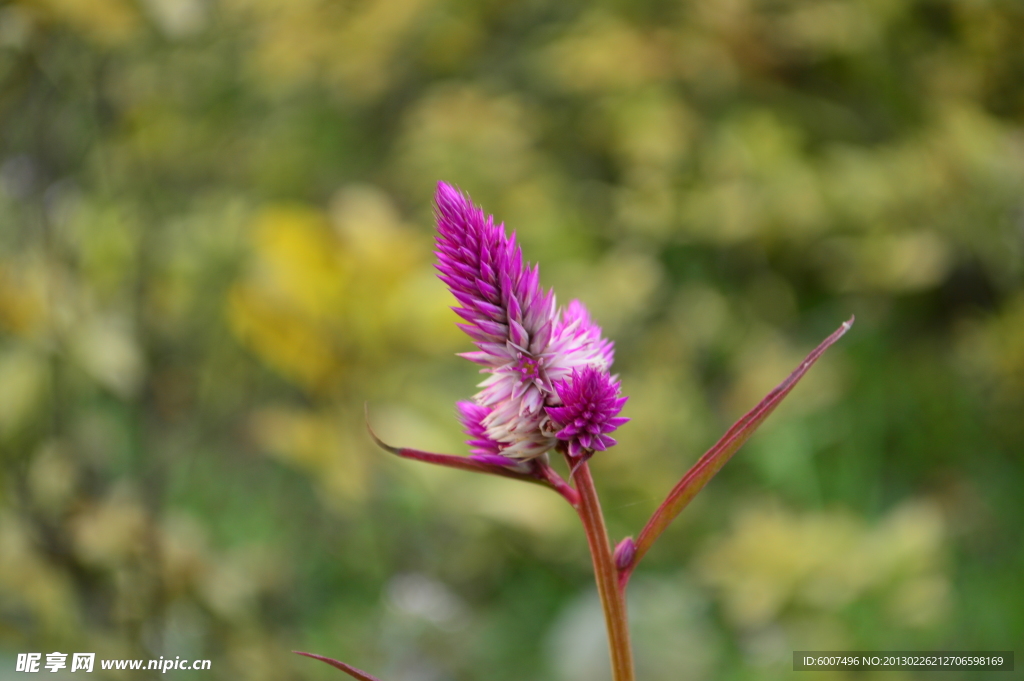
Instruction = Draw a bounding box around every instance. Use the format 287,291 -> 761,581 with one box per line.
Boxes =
435,183 -> 554,353
547,367 -> 629,458
436,183 -> 623,461
457,401 -> 503,457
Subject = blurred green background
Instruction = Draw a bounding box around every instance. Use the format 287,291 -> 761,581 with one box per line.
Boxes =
1,0 -> 1022,679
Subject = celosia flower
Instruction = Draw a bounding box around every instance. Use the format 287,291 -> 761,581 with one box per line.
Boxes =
456,401 -> 502,459
434,182 -> 624,460
306,183 -> 853,681
546,366 -> 629,459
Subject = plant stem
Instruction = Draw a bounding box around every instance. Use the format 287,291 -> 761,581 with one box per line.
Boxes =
533,457 -> 580,506
572,460 -> 635,681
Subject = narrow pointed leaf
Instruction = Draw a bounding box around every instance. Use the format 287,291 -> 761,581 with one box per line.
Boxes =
293,651 -> 383,681
365,407 -> 542,485
626,317 -> 854,577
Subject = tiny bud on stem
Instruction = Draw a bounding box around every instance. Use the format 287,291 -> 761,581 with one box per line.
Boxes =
614,537 -> 636,572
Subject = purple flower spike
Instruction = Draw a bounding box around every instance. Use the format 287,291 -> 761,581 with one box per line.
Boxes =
457,401 -> 503,457
546,367 -> 629,459
436,183 -> 621,460
435,182 -> 556,360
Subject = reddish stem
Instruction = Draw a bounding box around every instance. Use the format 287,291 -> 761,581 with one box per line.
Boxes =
533,457 -> 580,506
571,458 -> 635,681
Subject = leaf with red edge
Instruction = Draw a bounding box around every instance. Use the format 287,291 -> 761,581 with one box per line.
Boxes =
365,406 -> 538,483
294,651 -> 383,681
364,407 -> 580,506
622,317 -> 854,582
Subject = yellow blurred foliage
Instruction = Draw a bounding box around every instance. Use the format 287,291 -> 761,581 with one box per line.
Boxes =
248,406 -> 368,505
158,512 -> 212,598
251,205 -> 348,319
0,262 -> 48,338
227,188 -> 458,392
16,0 -> 141,45
556,249 -> 664,335
0,511 -> 78,638
776,0 -> 882,55
227,205 -> 348,391
329,184 -> 422,284
229,282 -> 344,391
71,486 -> 151,569
681,111 -> 827,242
460,476 -> 576,537
855,231 -> 953,292
604,91 -> 694,171
225,0 -> 434,99
397,85 -> 537,196
69,314 -> 145,399
957,293 -> 1024,398
0,347 -> 49,437
141,0 -> 208,39
696,499 -> 949,629
539,12 -> 667,93
26,440 -> 79,515
63,199 -> 142,299
198,545 -> 282,620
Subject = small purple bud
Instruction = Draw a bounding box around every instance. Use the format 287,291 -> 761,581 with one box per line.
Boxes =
614,537 -> 636,571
